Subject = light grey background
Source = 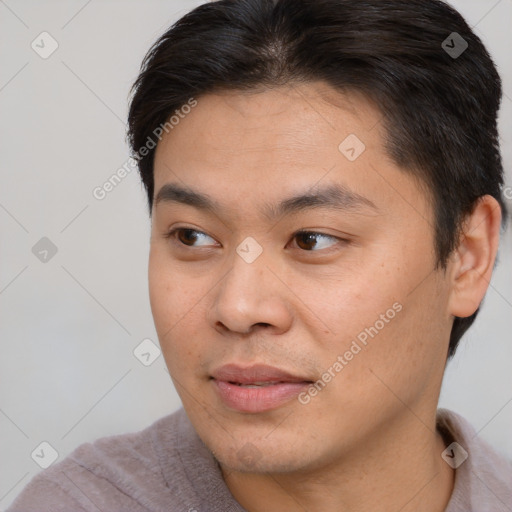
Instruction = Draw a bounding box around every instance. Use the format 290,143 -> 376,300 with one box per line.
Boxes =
0,0 -> 511,508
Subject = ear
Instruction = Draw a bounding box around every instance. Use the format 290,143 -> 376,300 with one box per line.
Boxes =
447,195 -> 502,318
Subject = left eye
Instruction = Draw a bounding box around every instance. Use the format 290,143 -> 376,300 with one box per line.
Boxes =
290,231 -> 340,251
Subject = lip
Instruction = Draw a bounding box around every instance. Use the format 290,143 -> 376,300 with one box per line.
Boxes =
211,363 -> 313,413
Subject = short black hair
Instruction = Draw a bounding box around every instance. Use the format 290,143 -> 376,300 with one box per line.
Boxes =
127,0 -> 508,358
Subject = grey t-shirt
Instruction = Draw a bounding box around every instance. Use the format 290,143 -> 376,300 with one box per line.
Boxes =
6,408 -> 512,511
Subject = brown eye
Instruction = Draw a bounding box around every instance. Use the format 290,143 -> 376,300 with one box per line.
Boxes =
166,228 -> 217,248
292,231 -> 341,251
177,229 -> 200,246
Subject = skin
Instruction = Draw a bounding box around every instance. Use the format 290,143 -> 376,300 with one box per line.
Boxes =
149,82 -> 501,512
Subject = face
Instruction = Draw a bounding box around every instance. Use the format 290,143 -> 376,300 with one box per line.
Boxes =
149,83 -> 454,474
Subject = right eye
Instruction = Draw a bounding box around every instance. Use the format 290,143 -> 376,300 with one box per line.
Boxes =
165,227 -> 219,248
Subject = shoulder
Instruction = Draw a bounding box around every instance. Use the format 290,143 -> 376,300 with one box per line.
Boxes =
438,408 -> 512,512
6,408 -> 195,512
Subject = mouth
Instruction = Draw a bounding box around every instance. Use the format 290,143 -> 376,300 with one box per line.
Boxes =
228,381 -> 291,388
210,363 -> 314,413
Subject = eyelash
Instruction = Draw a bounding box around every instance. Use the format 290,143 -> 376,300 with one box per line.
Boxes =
163,227 -> 348,253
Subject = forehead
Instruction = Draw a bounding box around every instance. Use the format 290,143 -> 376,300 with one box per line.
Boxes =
154,82 -> 383,164
152,82 -> 432,227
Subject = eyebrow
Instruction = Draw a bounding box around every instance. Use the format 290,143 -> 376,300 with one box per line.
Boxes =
154,182 -> 378,221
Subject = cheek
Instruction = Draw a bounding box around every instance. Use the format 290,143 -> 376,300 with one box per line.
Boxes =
338,276 -> 449,409
314,245 -> 438,374
148,247 -> 209,373
148,248 -> 190,347
310,260 -> 401,342
148,249 -> 172,331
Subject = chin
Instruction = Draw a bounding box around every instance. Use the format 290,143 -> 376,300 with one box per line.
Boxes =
199,426 -> 319,474
215,445 -> 308,474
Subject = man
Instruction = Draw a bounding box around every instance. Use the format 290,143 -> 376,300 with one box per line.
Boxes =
8,0 -> 511,510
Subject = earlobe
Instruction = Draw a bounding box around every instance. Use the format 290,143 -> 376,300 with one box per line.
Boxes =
447,195 -> 502,318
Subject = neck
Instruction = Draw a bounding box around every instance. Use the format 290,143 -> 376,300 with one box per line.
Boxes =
221,411 -> 454,512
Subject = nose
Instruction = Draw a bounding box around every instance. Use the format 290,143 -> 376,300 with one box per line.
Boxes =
208,250 -> 293,336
